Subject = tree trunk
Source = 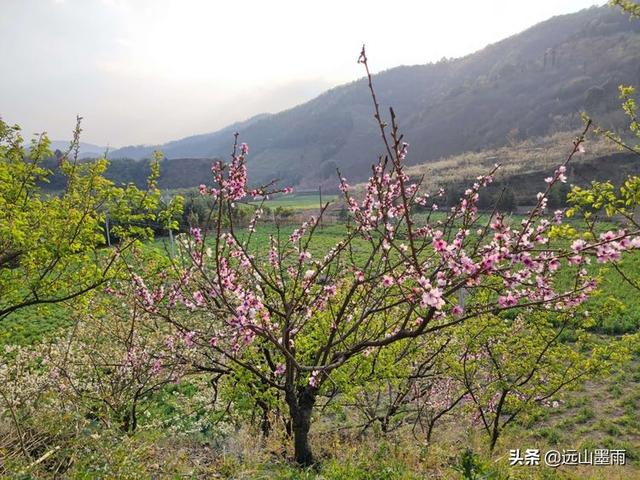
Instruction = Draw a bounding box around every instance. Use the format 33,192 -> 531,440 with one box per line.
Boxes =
293,412 -> 313,466
489,426 -> 500,453
489,390 -> 507,453
284,416 -> 292,438
286,387 -> 316,466
122,403 -> 138,433
380,417 -> 389,434
257,400 -> 271,438
426,418 -> 436,443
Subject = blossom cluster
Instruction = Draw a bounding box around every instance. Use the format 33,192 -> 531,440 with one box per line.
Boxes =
121,135 -> 639,395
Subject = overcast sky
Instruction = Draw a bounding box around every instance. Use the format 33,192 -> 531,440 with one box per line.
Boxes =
1,0 -> 603,147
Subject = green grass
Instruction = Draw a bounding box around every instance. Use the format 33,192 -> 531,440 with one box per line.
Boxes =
5,210 -> 640,347
248,192 -> 338,210
3,214 -> 640,477
0,303 -> 69,346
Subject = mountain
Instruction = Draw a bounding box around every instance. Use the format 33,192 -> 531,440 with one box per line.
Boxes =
50,140 -> 108,158
107,5 -> 640,189
110,113 -> 272,160
403,131 -> 635,207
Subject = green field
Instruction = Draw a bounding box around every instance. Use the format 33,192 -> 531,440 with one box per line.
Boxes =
170,188 -> 339,211
2,215 -> 640,479
4,214 -> 640,345
248,192 -> 338,210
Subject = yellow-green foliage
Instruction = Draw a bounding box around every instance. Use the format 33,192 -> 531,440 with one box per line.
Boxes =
0,119 -> 182,322
611,0 -> 640,18
403,132 -> 617,194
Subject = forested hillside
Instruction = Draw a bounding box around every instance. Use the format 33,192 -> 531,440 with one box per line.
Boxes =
6,1 -> 640,477
95,5 -> 640,189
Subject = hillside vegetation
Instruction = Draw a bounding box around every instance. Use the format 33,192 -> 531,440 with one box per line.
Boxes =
403,131 -> 640,206
5,3 -> 640,478
98,5 -> 640,189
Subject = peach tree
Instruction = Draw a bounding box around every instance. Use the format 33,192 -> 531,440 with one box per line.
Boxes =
123,48 -> 640,465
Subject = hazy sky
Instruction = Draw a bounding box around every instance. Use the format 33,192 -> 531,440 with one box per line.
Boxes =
1,0 -> 603,147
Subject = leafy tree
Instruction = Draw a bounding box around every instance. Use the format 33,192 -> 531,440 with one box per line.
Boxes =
120,48 -> 639,466
0,118 -> 181,321
456,311 -> 626,451
611,0 -> 640,17
569,85 -> 640,292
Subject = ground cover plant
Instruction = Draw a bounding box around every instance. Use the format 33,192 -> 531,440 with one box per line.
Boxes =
104,46 -> 639,469
2,17 -> 640,478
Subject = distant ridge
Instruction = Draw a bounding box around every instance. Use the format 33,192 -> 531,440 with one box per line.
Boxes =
49,140 -> 108,158
105,5 -> 640,189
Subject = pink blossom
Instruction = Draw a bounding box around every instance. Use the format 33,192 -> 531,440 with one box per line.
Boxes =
309,370 -> 320,387
568,255 -> 583,265
190,227 -> 203,244
150,359 -> 163,376
498,292 -> 518,308
184,331 -> 196,348
268,244 -> 279,267
299,251 -> 311,262
433,238 -> 447,252
193,291 -> 205,306
596,245 -> 620,263
600,231 -> 617,242
398,142 -> 409,161
553,210 -> 564,224
421,288 -> 445,310
571,239 -> 587,252
324,284 -> 337,296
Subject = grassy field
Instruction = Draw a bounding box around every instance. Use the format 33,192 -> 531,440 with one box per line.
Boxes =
248,192 -> 338,210
173,188 -> 339,211
0,304 -> 70,346
3,213 -> 640,345
2,215 -> 640,479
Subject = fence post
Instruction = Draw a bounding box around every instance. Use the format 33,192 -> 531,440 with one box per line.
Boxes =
319,185 -> 323,229
105,210 -> 112,247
